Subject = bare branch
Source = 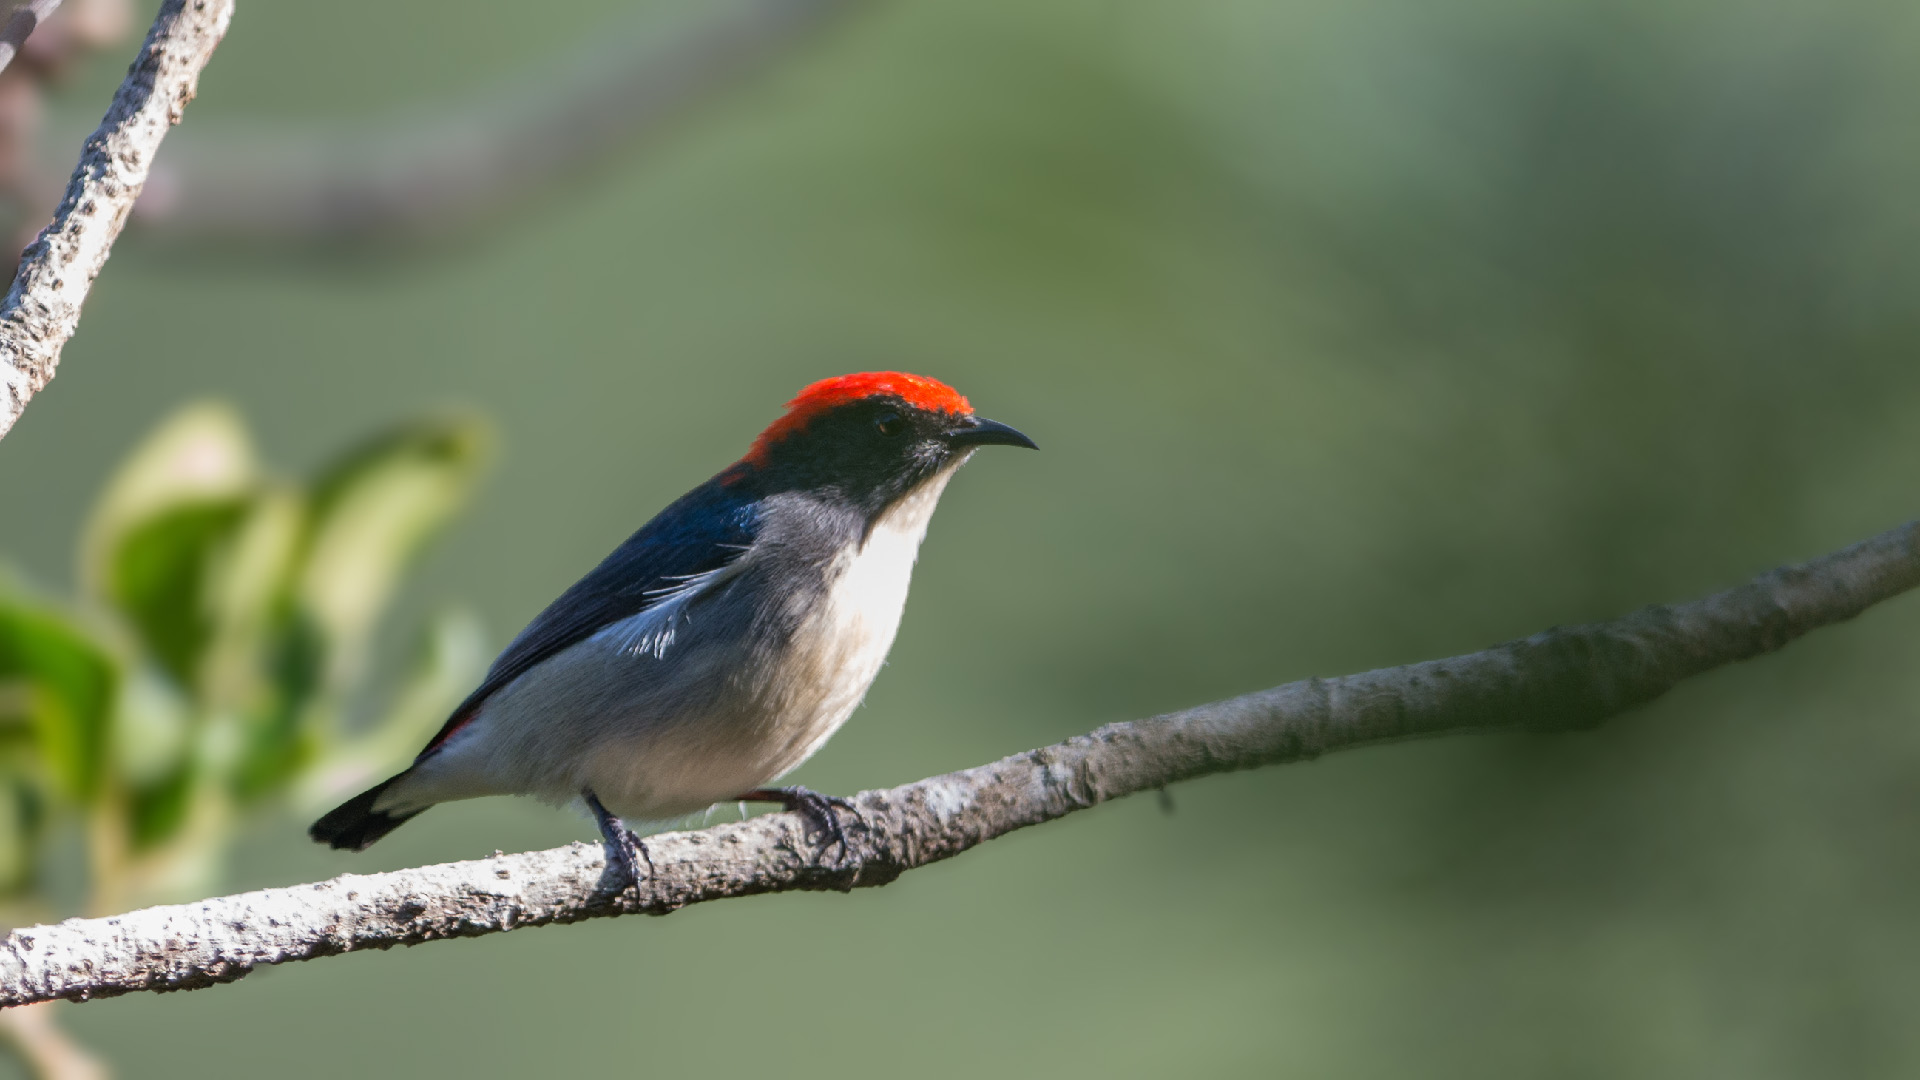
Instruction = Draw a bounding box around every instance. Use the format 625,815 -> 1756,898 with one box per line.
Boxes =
130,0 -> 861,240
0,0 -> 231,442
1,518 -> 1914,1007
0,1 -> 63,77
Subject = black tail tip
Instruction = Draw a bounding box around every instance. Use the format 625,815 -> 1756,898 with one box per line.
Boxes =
309,776 -> 423,851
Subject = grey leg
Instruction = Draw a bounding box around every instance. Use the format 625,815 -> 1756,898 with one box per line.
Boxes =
585,789 -> 652,886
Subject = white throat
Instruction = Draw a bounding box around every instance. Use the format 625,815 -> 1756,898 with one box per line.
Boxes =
769,458 -> 968,771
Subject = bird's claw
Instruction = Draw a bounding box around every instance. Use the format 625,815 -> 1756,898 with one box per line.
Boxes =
608,827 -> 654,887
747,786 -> 857,867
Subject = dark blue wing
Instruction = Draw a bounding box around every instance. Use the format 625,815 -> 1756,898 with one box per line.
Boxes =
418,477 -> 759,757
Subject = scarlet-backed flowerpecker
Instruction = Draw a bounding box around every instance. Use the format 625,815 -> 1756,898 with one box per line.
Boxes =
310,372 -> 1035,880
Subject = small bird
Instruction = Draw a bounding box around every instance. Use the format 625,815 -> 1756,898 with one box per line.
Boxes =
310,371 -> 1035,880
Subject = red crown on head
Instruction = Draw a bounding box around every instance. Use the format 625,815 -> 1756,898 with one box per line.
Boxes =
743,372 -> 972,466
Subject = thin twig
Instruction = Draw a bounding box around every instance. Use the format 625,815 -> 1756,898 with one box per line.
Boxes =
0,0 -> 62,77
2,518 -> 1914,1007
0,0 -> 232,442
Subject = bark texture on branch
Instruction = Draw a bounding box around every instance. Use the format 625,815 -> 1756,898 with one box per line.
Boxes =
0,1 -> 66,77
0,519 -> 1914,1008
0,0 -> 230,441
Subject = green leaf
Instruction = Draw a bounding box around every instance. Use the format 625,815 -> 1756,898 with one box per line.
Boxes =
197,488 -> 304,712
102,498 -> 252,688
127,761 -> 198,851
0,589 -> 118,802
295,415 -> 489,685
0,778 -> 45,896
231,609 -> 327,802
80,403 -> 257,599
80,405 -> 282,695
112,669 -> 192,787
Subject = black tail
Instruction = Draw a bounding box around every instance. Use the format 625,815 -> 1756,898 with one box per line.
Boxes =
309,774 -> 426,851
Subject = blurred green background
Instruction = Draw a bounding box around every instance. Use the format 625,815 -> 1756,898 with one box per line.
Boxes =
4,0 -> 1920,1075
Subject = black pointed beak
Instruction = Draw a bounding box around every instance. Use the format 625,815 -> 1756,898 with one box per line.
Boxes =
946,416 -> 1038,450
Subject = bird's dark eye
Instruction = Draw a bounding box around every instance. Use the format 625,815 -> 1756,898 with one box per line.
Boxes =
873,411 -> 905,437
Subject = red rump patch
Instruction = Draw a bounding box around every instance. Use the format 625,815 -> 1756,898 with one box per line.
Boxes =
421,703 -> 478,756
742,372 -> 972,466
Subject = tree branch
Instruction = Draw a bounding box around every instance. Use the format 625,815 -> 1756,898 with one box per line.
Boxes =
0,1 -> 64,77
0,517 -> 1914,1007
0,0 -> 231,441
129,0 -> 862,240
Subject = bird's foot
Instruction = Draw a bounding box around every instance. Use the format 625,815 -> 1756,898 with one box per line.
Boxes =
739,786 -> 857,866
584,789 -> 653,888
